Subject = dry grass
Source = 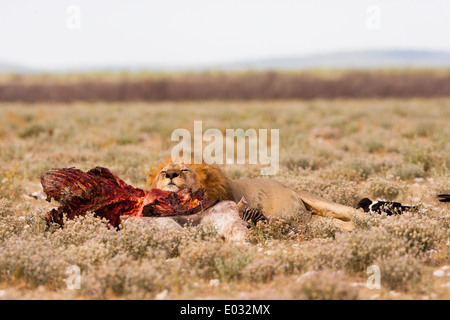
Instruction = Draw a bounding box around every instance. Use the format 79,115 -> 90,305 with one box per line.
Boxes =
0,98 -> 449,300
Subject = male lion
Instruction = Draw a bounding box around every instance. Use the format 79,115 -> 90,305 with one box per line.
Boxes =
148,158 -> 362,231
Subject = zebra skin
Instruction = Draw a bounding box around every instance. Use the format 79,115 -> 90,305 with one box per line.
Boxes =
237,197 -> 269,226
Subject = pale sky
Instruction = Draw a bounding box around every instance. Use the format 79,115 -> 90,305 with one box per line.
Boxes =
1,0 -> 449,70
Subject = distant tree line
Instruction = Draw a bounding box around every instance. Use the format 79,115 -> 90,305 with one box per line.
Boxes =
1,70 -> 450,102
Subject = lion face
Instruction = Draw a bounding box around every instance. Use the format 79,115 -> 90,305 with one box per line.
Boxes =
152,163 -> 200,192
148,158 -> 234,201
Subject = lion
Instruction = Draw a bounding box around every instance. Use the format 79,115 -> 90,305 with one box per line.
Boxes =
147,157 -> 363,232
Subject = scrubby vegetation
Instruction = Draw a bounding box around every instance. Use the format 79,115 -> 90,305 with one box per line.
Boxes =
0,98 -> 449,299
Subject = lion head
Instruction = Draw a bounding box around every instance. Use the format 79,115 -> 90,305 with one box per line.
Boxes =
147,158 -> 234,201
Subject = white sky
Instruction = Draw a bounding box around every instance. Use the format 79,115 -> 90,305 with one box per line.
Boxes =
1,0 -> 449,69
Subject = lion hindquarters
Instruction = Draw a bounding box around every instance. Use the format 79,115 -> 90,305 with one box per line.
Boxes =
228,178 -> 357,232
229,178 -> 308,219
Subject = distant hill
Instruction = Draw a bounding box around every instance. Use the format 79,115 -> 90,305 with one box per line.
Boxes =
2,50 -> 450,74
0,62 -> 32,74
213,50 -> 450,71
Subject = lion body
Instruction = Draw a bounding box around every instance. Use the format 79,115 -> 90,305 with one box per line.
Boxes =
148,158 -> 308,218
148,158 -> 361,232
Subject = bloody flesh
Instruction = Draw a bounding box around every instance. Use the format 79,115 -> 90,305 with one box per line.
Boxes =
41,166 -> 219,228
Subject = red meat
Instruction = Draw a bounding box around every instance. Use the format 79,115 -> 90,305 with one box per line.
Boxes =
41,166 -> 219,228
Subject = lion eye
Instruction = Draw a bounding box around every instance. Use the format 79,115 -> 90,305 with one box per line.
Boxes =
181,169 -> 189,172
160,171 -> 167,174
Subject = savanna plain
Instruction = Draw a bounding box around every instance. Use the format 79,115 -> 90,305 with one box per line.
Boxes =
0,98 -> 449,299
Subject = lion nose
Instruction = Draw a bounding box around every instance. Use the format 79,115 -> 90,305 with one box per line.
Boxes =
165,172 -> 179,179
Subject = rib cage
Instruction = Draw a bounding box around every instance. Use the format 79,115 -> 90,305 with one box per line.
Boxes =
41,166 -> 219,228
